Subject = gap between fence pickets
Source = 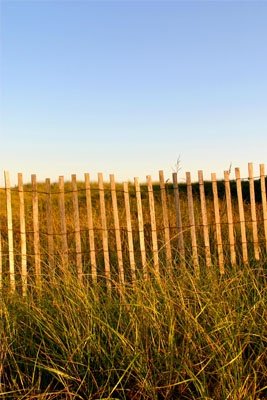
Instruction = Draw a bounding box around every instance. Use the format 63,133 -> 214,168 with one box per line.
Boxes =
45,178 -> 55,275
134,176 -> 147,279
235,168 -> 248,264
211,172 -> 224,275
110,174 -> 125,286
198,170 -> 212,268
224,170 -> 236,266
146,175 -> 160,276
260,164 -> 267,252
123,181 -> 136,282
85,173 -> 97,284
186,171 -> 199,273
159,170 -> 172,272
72,174 -> 83,281
0,232 -> 2,291
0,163 -> 267,294
18,173 -> 27,296
32,174 -> 42,289
59,176 -> 69,269
172,172 -> 185,267
98,172 -> 111,293
248,163 -> 260,260
4,171 -> 15,292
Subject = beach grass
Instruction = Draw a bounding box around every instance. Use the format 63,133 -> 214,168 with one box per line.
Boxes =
1,258 -> 267,399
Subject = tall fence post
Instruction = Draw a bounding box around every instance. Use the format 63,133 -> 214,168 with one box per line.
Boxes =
18,173 -> 27,296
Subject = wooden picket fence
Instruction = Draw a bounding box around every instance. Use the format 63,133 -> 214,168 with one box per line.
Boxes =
0,162 -> 267,295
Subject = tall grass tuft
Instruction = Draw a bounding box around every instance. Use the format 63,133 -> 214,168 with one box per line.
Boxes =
1,259 -> 267,399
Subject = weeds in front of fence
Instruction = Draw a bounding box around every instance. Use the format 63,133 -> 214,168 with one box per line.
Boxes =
1,258 -> 267,399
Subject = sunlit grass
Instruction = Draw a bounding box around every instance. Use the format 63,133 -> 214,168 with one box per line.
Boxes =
1,258 -> 267,399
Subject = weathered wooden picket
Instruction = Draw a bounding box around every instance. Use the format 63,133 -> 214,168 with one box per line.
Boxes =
0,162 -> 267,295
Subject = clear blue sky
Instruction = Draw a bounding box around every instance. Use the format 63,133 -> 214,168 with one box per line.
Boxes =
1,0 -> 267,183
